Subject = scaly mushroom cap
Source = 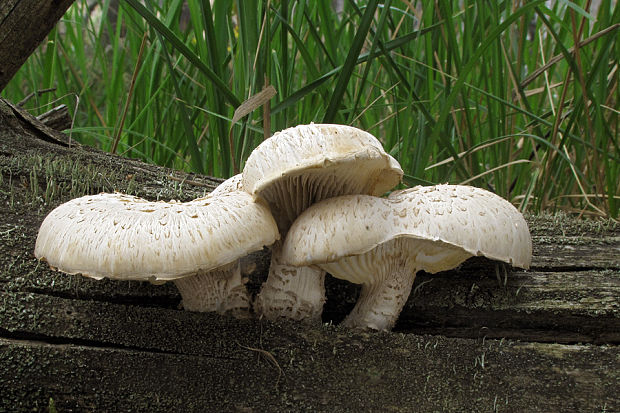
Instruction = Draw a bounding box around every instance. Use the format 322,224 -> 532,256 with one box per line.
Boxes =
242,123 -> 403,232
35,191 -> 279,281
388,185 -> 531,269
281,185 -> 531,330
282,184 -> 532,277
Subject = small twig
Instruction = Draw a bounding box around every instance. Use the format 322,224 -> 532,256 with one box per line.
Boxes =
167,174 -> 220,189
412,278 -> 434,296
237,342 -> 283,388
17,88 -> 57,107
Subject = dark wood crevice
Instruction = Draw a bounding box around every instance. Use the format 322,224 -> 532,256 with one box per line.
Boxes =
0,328 -> 195,358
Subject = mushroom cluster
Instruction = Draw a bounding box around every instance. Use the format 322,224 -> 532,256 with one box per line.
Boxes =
35,123 -> 531,330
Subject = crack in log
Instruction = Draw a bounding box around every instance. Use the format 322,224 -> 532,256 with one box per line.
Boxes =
0,328 -> 245,361
18,287 -> 181,309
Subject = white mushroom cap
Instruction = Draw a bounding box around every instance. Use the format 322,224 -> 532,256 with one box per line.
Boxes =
35,191 -> 279,282
280,185 -> 532,330
179,174 -> 243,206
243,123 -> 402,323
242,123 -> 403,232
388,185 -> 532,269
283,185 -> 532,273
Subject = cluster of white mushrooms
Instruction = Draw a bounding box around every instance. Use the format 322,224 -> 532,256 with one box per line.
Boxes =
35,124 -> 532,330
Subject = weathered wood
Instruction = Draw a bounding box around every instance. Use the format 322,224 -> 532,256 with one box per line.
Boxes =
1,98 -> 619,411
0,98 -> 222,198
326,267 -> 620,344
0,0 -> 76,91
2,327 -> 619,412
36,104 -> 72,131
532,237 -> 620,270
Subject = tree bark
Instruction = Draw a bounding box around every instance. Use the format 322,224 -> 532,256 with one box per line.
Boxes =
0,0 -> 76,91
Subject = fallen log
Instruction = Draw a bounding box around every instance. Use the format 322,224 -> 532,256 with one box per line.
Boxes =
0,98 -> 618,412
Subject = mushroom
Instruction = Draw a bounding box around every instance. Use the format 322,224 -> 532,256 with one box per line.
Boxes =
34,187 -> 279,316
242,123 -> 403,321
173,173 -> 254,313
280,184 -> 532,330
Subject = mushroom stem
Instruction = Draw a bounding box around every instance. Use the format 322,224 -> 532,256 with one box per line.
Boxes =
254,244 -> 326,322
317,240 -> 419,331
340,267 -> 416,331
173,261 -> 250,317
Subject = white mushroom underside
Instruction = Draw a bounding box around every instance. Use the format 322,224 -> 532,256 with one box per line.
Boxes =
319,238 -> 472,330
318,237 -> 473,285
258,161 -> 387,232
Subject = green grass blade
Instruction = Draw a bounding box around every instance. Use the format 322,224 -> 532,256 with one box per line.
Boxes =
323,0 -> 379,123
429,0 -> 546,156
125,0 -> 240,107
